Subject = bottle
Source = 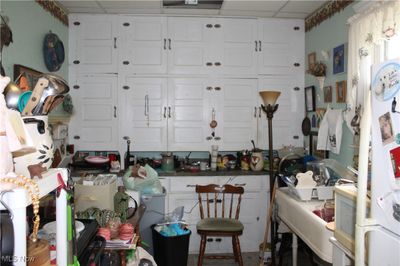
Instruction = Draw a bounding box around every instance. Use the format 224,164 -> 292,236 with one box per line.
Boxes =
125,139 -> 131,170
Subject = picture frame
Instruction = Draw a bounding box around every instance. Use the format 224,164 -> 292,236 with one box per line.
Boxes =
13,64 -> 43,91
336,80 -> 347,103
309,131 -> 329,159
308,52 -> 316,71
333,44 -> 345,74
305,86 -> 316,112
323,86 -> 332,103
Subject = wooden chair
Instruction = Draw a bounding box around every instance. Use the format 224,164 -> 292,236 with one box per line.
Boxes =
195,184 -> 244,266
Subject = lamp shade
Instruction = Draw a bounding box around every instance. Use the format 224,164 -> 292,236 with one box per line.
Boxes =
259,91 -> 281,106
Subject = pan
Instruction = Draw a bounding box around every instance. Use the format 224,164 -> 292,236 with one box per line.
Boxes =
301,117 -> 311,136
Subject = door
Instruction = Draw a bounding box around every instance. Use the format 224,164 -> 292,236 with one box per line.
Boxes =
167,78 -> 211,151
69,74 -> 118,150
167,17 -> 212,75
119,77 -> 168,151
258,18 -> 304,75
69,14 -> 118,73
257,77 -> 304,149
119,16 -> 168,74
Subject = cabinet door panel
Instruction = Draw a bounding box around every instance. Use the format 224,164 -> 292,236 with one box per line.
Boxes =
69,74 -> 118,150
70,15 -> 118,73
119,17 -> 167,74
119,77 -> 168,151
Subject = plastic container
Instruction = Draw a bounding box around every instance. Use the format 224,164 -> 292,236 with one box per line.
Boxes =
151,224 -> 191,266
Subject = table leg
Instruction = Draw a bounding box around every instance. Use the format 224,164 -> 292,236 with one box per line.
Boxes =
292,233 -> 298,266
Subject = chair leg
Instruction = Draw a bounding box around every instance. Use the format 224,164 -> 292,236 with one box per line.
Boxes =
197,235 -> 207,266
233,236 -> 243,266
232,237 -> 239,262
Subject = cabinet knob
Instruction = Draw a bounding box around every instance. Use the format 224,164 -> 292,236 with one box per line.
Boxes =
214,87 -> 221,91
214,24 -> 221,28
214,136 -> 221,141
206,24 -> 213,28
207,238 -> 213,242
123,22 -> 130,26
73,85 -> 80,89
206,62 -> 213,66
294,87 -> 300,91
123,86 -> 130,90
293,135 -> 299,139
206,136 -> 212,140
294,63 -> 300,67
73,60 -> 80,64
123,136 -> 130,140
73,21 -> 80,26
123,61 -> 130,65
215,238 -> 222,242
294,26 -> 300,31
73,135 -> 80,140
206,86 -> 213,91
214,62 -> 221,66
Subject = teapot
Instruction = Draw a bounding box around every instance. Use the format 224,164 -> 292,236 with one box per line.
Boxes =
250,151 -> 264,171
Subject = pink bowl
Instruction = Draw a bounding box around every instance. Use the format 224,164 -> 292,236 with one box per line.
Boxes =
85,156 -> 109,164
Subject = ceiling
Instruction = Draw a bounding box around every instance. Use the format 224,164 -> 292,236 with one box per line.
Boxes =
57,0 -> 329,19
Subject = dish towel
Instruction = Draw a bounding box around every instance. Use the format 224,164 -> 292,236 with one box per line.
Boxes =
317,108 -> 343,154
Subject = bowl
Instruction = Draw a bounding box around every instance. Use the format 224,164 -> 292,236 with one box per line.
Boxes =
85,156 -> 109,164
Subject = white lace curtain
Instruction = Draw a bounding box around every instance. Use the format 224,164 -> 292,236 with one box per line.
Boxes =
346,0 -> 400,134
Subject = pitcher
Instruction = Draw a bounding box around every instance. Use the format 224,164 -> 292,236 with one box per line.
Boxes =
250,151 -> 264,171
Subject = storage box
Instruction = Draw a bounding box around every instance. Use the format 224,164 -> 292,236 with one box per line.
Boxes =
287,183 -> 334,201
334,185 -> 370,253
74,178 -> 117,212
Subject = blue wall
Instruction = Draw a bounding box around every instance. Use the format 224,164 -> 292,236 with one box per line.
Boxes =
305,4 -> 356,167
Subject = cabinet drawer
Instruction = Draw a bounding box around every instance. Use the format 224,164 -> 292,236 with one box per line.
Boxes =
169,176 -> 216,192
220,175 -> 268,192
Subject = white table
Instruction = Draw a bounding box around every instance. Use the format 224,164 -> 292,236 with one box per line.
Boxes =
275,188 -> 333,265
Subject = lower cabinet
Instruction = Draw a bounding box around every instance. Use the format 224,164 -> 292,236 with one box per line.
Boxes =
161,175 -> 269,254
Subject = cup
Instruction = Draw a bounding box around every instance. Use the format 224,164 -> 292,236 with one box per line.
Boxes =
200,162 -> 207,171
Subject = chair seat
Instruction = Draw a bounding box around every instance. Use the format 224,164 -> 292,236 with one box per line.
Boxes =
196,218 -> 244,232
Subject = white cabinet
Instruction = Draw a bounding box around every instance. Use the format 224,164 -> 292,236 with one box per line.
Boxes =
164,175 -> 269,253
69,74 -> 119,150
69,14 -> 118,73
257,77 -> 304,150
257,18 -> 304,75
118,16 -> 168,74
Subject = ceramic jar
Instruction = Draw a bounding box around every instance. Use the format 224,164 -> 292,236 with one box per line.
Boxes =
13,116 -> 54,178
250,151 -> 264,171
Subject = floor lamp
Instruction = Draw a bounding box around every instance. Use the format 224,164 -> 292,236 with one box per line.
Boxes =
259,91 -> 281,266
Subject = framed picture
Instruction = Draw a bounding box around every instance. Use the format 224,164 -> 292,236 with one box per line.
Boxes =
336,80 -> 347,103
333,44 -> 345,74
309,131 -> 329,159
323,86 -> 332,103
13,64 -> 43,91
308,52 -> 316,71
305,86 -> 316,112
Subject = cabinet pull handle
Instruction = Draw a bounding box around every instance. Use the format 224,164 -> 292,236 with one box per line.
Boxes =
114,106 -> 117,118
214,136 -> 221,141
123,22 -> 130,27
144,95 -> 148,116
207,238 -> 213,242
255,41 -> 258,52
73,85 -> 80,89
294,87 -> 300,91
114,37 -> 117,49
73,135 -> 80,140
206,136 -> 212,140
73,60 -> 80,64
73,21 -> 80,26
294,26 -> 300,31
214,62 -> 221,66
214,87 -> 221,91
214,24 -> 221,28
259,107 -> 262,117
208,199 -> 214,203
258,40 -> 262,51
206,24 -> 213,28
294,63 -> 300,67
215,238 -> 222,242
163,107 -> 167,118
206,86 -> 213,91
234,183 -> 246,187
163,38 -> 166,50
254,107 -> 257,117
186,184 -> 196,187
123,61 -> 130,65
123,136 -> 129,140
123,85 -> 130,90
206,62 -> 213,66
168,106 -> 171,118
168,38 -> 171,50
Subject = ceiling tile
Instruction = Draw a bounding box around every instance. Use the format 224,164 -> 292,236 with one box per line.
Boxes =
281,0 -> 327,13
275,11 -> 309,19
221,0 -> 288,11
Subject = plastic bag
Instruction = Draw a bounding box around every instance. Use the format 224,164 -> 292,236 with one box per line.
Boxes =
122,164 -> 163,194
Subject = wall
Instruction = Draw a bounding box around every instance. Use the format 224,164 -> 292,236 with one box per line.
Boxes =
305,4 -> 356,167
1,0 -> 68,116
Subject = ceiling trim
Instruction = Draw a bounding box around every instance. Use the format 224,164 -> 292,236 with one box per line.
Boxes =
305,0 -> 353,32
36,0 -> 68,26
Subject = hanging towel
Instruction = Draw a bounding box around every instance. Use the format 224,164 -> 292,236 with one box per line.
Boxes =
317,108 -> 343,154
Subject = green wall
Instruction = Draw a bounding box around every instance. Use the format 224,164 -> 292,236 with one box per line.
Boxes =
1,0 -> 68,116
305,4 -> 356,167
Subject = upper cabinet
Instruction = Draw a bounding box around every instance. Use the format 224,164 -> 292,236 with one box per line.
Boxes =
118,17 -> 168,74
257,19 -> 304,75
69,14 -> 119,73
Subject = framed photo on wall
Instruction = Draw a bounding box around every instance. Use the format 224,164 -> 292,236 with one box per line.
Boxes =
309,131 -> 329,159
323,86 -> 332,103
336,80 -> 347,103
305,86 -> 316,112
333,44 -> 345,74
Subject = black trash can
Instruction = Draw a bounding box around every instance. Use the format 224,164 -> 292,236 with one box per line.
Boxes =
151,224 -> 191,266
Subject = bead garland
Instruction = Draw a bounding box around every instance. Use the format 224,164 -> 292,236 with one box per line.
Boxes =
0,175 -> 41,242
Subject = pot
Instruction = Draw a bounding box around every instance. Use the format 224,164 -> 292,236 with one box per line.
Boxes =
13,116 -> 54,178
161,152 -> 174,172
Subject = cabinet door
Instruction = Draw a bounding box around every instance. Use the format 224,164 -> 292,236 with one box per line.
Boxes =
258,19 -> 304,75
69,74 -> 118,150
69,14 -> 118,73
119,77 -> 168,151
217,18 -> 258,76
119,16 -> 167,74
167,17 -> 211,75
167,78 -> 211,151
257,77 -> 304,149
216,79 -> 258,150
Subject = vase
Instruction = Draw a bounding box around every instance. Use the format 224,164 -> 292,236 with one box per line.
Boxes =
13,116 -> 54,178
